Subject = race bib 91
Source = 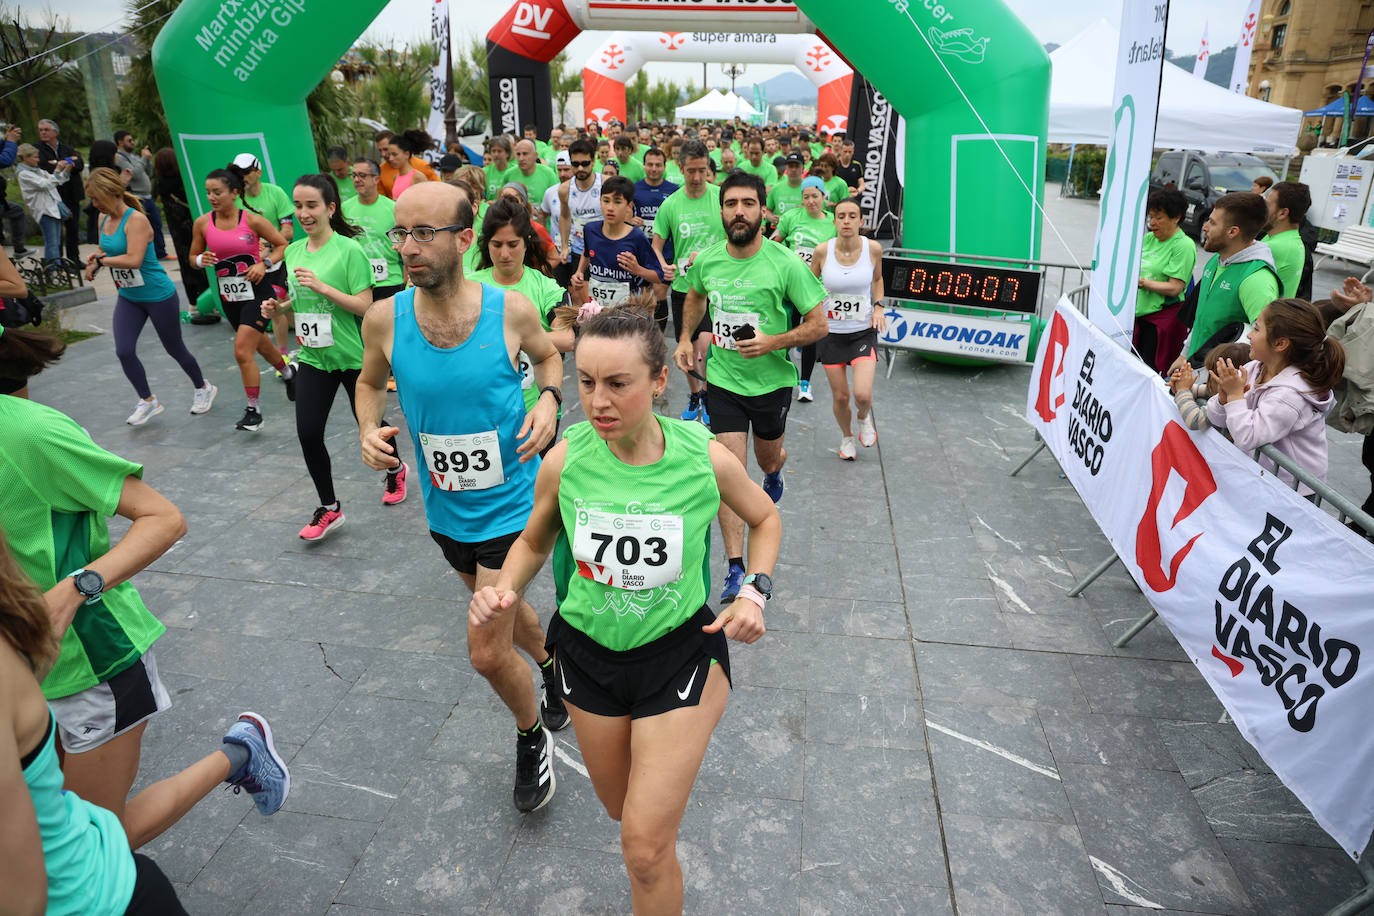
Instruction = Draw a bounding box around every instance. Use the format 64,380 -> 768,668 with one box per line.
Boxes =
711,311 -> 760,351
418,430 -> 504,491
295,313 -> 334,348
217,274 -> 252,302
573,509 -> 684,590
369,258 -> 387,283
111,267 -> 144,289
826,292 -> 871,323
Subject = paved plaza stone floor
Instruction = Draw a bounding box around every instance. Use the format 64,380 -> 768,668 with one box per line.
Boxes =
21,194 -> 1374,914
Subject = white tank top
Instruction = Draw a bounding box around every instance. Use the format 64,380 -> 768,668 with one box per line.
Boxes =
820,238 -> 875,334
568,175 -> 603,254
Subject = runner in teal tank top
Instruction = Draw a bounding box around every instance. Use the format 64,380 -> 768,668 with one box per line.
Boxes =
355,182 -> 568,814
470,305 -> 781,914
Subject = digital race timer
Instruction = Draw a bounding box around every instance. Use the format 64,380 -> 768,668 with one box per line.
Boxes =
881,258 -> 1042,314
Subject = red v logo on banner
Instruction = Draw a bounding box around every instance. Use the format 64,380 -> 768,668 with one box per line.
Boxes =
1136,422 -> 1217,592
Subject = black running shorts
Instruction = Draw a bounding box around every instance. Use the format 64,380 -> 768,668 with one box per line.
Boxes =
670,289 -> 712,342
430,529 -> 522,576
817,327 -> 879,367
706,384 -> 791,440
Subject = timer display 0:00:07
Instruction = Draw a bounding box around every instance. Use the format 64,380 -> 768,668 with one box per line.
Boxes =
883,259 -> 1042,313
904,267 -> 1018,303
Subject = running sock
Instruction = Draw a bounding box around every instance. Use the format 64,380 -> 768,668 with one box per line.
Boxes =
517,721 -> 543,740
538,656 -> 554,671
729,556 -> 744,571
221,741 -> 250,781
245,386 -> 260,408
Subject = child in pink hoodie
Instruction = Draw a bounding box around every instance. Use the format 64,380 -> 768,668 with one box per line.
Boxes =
1206,298 -> 1347,496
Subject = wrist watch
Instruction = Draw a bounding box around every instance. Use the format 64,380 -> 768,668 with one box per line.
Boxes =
742,572 -> 773,600
67,568 -> 105,605
539,385 -> 563,406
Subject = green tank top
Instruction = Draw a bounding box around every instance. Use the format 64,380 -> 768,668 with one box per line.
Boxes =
557,417 -> 718,651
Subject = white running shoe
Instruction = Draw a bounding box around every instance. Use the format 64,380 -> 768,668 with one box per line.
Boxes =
127,398 -> 164,426
838,436 -> 858,461
190,383 -> 218,415
857,412 -> 877,447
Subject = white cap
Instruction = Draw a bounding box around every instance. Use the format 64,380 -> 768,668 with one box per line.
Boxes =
556,150 -> 571,166
231,153 -> 261,171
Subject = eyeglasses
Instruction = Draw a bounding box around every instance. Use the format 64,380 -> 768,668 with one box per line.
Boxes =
570,160 -> 593,168
351,171 -> 376,179
385,224 -> 465,243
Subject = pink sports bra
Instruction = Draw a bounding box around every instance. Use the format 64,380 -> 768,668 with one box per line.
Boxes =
204,208 -> 260,263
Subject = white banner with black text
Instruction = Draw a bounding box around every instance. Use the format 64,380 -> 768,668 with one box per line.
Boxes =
1026,299 -> 1374,860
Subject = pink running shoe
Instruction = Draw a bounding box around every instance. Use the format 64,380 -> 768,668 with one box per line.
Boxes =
383,462 -> 408,506
299,505 -> 344,541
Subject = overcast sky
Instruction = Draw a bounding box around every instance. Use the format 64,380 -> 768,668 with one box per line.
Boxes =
50,0 -> 1250,90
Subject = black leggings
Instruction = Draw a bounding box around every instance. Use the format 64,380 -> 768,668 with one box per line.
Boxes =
114,292 -> 205,399
295,363 -> 398,506
1363,433 -> 1374,515
125,853 -> 188,915
797,343 -> 816,384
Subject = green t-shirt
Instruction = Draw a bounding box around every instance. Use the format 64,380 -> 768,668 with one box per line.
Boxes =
664,163 -> 685,186
535,140 -> 555,165
465,201 -> 489,275
470,265 -> 565,411
342,194 -> 403,287
766,181 -> 805,219
709,148 -> 723,167
0,397 -> 166,700
775,207 -> 837,267
738,158 -> 776,189
484,162 -> 516,199
1266,229 -> 1304,299
285,232 -> 372,371
690,238 -> 827,396
511,163 -> 559,207
243,181 -> 293,229
822,175 -> 849,207
1135,229 -> 1197,317
615,155 -> 646,184
332,174 -> 357,201
635,143 -> 650,162
557,417 -> 718,651
654,184 -> 724,294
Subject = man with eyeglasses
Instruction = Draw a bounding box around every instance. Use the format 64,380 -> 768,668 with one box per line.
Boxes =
342,158 -> 405,301
355,182 -> 567,814
557,138 -> 603,290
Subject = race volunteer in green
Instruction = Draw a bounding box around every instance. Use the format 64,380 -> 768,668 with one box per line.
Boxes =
484,136 -> 517,200
232,154 -> 295,359
1133,188 -> 1197,371
653,139 -> 723,423
764,152 -> 806,226
470,196 -> 573,432
356,182 -> 567,814
343,158 -> 406,301
470,304 -> 779,915
1171,191 -> 1280,372
1263,181 -> 1312,299
262,174 -> 402,541
674,170 -> 828,604
510,139 -> 559,208
611,135 -> 645,184
0,334 -> 290,855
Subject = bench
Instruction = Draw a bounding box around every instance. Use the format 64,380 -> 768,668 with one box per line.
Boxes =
1316,224 -> 1374,282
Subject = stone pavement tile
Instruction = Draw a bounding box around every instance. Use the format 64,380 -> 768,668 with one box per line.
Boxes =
805,690 -> 926,750
807,538 -> 903,602
424,686 -> 524,767
327,907 -> 428,915
1038,708 -> 1178,772
764,560 -> 811,604
943,812 -> 1105,916
1088,605 -> 1193,664
1071,656 -> 1226,722
913,643 -> 1090,711
734,629 -> 918,697
905,576 -> 1015,648
138,772 -> 259,885
1003,609 -> 1122,655
148,464 -> 300,521
483,842 -> 629,915
512,739 -> 622,857
1103,909 -> 1223,916
285,693 -> 453,823
923,701 -> 1072,825
1060,763 -> 1253,914
799,873 -> 954,916
1155,720 -> 1336,849
350,649 -> 477,703
696,685 -> 805,802
802,741 -> 946,887
1217,837 -> 1367,916
185,812 -> 379,915
131,669 -> 244,775
807,497 -> 897,546
336,760 -> 526,913
770,595 -> 909,639
133,569 -> 210,624
679,795 -> 803,915
896,533 -> 990,581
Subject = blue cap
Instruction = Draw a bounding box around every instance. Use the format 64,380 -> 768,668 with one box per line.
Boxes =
801,176 -> 825,191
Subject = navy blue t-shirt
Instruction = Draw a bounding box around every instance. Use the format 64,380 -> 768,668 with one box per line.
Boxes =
583,220 -> 663,307
635,178 -> 678,264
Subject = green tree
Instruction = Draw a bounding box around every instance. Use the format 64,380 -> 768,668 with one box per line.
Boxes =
355,42 -> 436,135
0,4 -> 88,145
453,36 -> 489,121
550,50 -> 579,126
646,79 -> 685,123
626,71 -> 650,124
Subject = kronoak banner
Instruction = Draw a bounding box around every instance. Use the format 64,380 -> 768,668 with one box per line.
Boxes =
1027,300 -> 1374,860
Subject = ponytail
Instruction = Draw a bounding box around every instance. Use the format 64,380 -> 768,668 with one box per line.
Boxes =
1305,337 -> 1347,393
294,173 -> 361,239
1262,298 -> 1347,393
85,167 -> 144,215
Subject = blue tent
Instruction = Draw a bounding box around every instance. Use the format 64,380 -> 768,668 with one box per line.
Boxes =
1305,96 -> 1374,117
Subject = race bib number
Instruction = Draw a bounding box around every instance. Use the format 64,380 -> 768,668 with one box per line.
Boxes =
369,258 -> 388,283
295,313 -> 334,348
711,311 -> 760,351
589,278 -> 631,307
572,509 -> 684,590
642,218 -> 655,238
111,267 -> 144,289
826,292 -> 871,323
795,246 -> 815,265
418,430 -> 504,491
518,351 -> 533,389
217,274 -> 252,302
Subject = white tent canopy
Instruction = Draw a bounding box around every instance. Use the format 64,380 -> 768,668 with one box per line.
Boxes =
675,89 -> 761,121
1050,20 -> 1304,154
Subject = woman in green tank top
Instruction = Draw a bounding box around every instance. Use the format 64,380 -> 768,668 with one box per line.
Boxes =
471,306 -> 781,915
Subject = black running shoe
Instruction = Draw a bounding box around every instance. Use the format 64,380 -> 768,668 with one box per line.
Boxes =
235,406 -> 264,431
282,366 -> 296,402
540,662 -> 570,731
513,727 -> 555,812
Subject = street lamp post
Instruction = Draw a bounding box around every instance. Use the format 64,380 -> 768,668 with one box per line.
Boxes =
721,62 -> 747,96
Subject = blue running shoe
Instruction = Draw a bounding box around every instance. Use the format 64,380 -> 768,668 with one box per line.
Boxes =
720,563 -> 745,604
762,470 -> 784,504
223,712 -> 290,815
681,391 -> 702,421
